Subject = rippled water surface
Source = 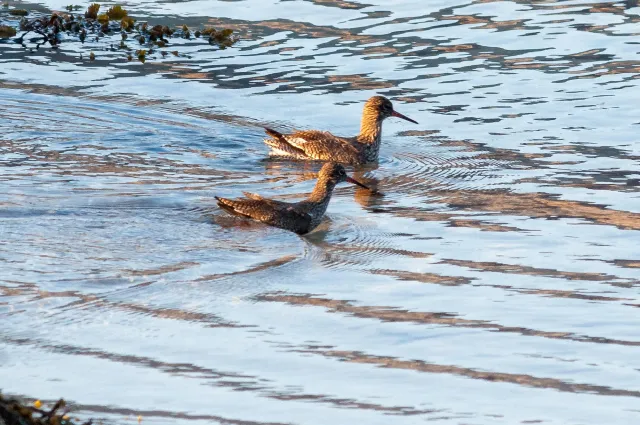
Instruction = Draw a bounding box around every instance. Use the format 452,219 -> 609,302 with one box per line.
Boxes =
1,0 -> 640,424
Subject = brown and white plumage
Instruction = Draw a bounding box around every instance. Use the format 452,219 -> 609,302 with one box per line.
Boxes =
215,163 -> 370,235
264,96 -> 418,165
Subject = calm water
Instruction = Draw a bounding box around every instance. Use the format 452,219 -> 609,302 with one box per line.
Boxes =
1,1 -> 640,424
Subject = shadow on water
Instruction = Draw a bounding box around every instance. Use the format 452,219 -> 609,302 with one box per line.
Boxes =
1,1 -> 640,425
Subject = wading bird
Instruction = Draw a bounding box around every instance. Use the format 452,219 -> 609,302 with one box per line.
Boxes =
215,163 -> 371,234
264,96 -> 418,165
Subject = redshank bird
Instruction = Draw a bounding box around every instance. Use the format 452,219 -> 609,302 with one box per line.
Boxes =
263,95 -> 418,165
215,163 -> 370,234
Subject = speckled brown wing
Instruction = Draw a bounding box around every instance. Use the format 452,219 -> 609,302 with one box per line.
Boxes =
215,196 -> 313,234
283,130 -> 361,165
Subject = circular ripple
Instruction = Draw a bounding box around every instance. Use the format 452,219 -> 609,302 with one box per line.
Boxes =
382,150 -> 513,200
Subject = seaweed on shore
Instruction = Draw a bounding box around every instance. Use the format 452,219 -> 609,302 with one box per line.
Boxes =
0,4 -> 239,62
0,393 -> 92,425
0,24 -> 16,37
106,5 -> 127,20
84,3 -> 99,19
8,9 -> 27,16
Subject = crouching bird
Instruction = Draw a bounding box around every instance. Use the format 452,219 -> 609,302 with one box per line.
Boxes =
215,163 -> 371,234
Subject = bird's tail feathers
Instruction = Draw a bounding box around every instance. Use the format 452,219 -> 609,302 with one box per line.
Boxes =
215,196 -> 252,219
264,127 -> 285,141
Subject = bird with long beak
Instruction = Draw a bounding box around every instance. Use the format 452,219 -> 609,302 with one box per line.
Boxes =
263,95 -> 418,165
215,163 -> 371,234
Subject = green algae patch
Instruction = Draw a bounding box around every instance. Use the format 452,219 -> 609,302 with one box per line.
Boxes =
107,5 -> 127,20
203,27 -> 236,49
121,16 -> 135,31
96,12 -> 109,24
84,3 -> 99,19
0,24 -> 16,37
136,48 -> 146,63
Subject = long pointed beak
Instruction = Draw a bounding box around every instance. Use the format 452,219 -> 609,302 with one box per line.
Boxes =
346,176 -> 371,191
391,110 -> 418,124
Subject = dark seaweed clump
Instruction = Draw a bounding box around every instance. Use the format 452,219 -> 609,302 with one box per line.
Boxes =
0,393 -> 92,425
0,4 -> 239,62
0,24 -> 16,37
8,9 -> 28,16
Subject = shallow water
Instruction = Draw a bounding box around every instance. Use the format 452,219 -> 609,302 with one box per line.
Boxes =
1,0 -> 640,424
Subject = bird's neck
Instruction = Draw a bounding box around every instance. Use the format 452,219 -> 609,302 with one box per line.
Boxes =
308,176 -> 336,204
357,110 -> 383,144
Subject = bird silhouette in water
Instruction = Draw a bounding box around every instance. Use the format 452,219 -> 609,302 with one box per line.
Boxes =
215,163 -> 371,234
264,95 -> 418,165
